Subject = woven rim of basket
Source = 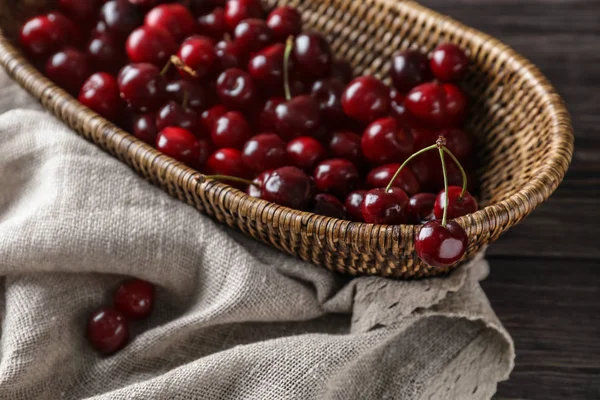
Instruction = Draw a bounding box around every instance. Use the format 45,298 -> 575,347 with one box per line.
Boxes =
0,0 -> 574,245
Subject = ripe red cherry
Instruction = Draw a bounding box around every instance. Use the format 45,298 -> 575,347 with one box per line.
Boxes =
409,152 -> 441,192
408,193 -> 436,224
45,48 -> 91,95
100,0 -> 143,39
197,7 -> 227,40
87,32 -> 126,75
266,6 -> 302,43
430,43 -> 469,82
117,63 -> 166,112
199,104 -> 227,134
128,0 -> 160,7
126,26 -> 177,67
156,127 -> 210,168
443,84 -> 468,127
345,190 -> 367,222
113,279 -> 155,319
214,40 -> 245,71
366,164 -> 420,196
257,97 -> 285,131
312,194 -> 347,219
216,68 -> 257,111
328,131 -> 364,167
177,36 -> 216,80
286,136 -> 327,171
342,76 -> 390,124
275,95 -> 321,140
433,186 -> 478,220
145,4 -> 195,42
212,111 -> 252,149
156,101 -> 199,135
405,82 -> 467,128
361,117 -> 414,165
19,13 -> 74,58
87,308 -> 129,354
422,128 -> 475,161
331,59 -> 353,84
390,49 -> 433,93
224,0 -> 264,31
314,159 -> 359,198
78,73 -> 122,122
165,80 -> 211,112
206,148 -> 249,178
59,0 -> 102,23
234,18 -> 273,54
261,166 -> 314,209
415,220 -> 467,267
246,169 -> 272,198
311,79 -> 346,124
293,33 -> 332,79
248,44 -> 287,91
242,133 -> 287,173
361,187 -> 409,225
389,89 -> 421,128
132,113 -> 158,145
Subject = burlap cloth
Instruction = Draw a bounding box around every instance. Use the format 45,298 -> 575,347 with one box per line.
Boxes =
0,71 -> 514,399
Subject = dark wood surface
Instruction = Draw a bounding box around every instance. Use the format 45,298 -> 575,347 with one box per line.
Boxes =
417,0 -> 600,398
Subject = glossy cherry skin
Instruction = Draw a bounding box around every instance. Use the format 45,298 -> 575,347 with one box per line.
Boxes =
415,220 -> 467,267
293,33 -> 332,79
409,152 -> 441,192
117,63 -> 166,112
87,32 -> 126,75
314,158 -> 359,198
405,82 -> 468,128
331,59 -> 353,84
234,18 -> 273,54
206,148 -> 249,178
311,79 -> 346,124
261,166 -> 314,210
366,164 -> 420,196
361,117 -> 415,165
345,190 -> 367,222
275,95 -> 321,141
59,0 -> 102,23
87,308 -> 129,354
246,169 -> 273,198
433,186 -> 478,220
342,76 -> 390,124
417,128 -> 474,161
389,89 -> 421,128
145,3 -> 195,42
248,44 -> 287,91
177,36 -> 216,80
197,7 -> 227,40
216,68 -> 258,111
19,13 -> 75,58
199,104 -> 227,135
214,40 -> 245,71
312,194 -> 347,219
257,97 -> 285,131
113,279 -> 155,319
78,73 -> 122,122
156,101 -> 199,135
286,136 -> 327,171
165,80 -> 211,112
390,49 -> 433,93
132,113 -> 158,145
212,111 -> 252,149
430,43 -> 469,82
100,0 -> 143,39
126,26 -> 177,67
361,187 -> 409,225
266,6 -> 302,43
45,49 -> 91,95
242,133 -> 287,173
156,127 -> 210,168
224,0 -> 264,31
407,193 -> 436,224
328,131 -> 364,167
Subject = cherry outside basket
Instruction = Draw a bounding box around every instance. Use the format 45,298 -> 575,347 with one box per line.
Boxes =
0,0 -> 574,278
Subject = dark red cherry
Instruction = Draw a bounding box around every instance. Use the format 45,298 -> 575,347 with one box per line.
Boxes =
266,6 -> 302,43
216,68 -> 258,111
59,0 -> 102,23
87,308 -> 129,354
128,0 -> 160,7
293,33 -> 332,79
113,279 -> 155,319
132,113 -> 158,145
224,0 -> 264,31
156,126 -> 210,168
197,7 -> 227,40
87,32 -> 126,75
45,48 -> 91,95
361,117 -> 414,165
443,84 -> 468,127
176,36 -> 216,80
246,169 -> 273,198
415,220 -> 467,267
286,136 -> 327,171
311,79 -> 346,124
234,18 -> 273,54
248,44 -> 287,91
345,190 -> 367,222
242,133 -> 287,173
126,26 -> 177,67
314,159 -> 359,198
261,166 -> 314,209
433,186 -> 478,220
409,152 -> 441,192
389,89 -> 421,128
199,104 -> 227,134
366,164 -> 420,196
257,97 -> 285,131
341,76 -> 390,124
211,111 -> 252,149
361,187 -> 409,225
206,148 -> 250,178
214,39 -> 245,71
330,59 -> 353,84
407,193 -> 436,224
78,73 -> 122,121
328,131 -> 364,167
19,13 -> 73,58
156,101 -> 199,135
312,194 -> 347,219
145,3 -> 195,42
165,80 -> 211,112
430,43 -> 469,82
435,128 -> 475,161
405,82 -> 467,128
274,95 -> 321,141
390,49 -> 433,93
117,63 -> 166,112
100,0 -> 143,39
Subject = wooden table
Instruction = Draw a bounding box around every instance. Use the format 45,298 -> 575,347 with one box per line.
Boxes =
418,1 -> 600,398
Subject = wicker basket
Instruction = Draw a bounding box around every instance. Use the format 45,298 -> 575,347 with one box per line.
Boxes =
0,0 -> 574,278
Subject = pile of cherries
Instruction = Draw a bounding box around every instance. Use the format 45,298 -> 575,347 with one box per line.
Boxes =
19,0 -> 479,271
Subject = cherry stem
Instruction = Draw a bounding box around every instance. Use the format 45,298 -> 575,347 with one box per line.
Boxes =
384,144 -> 438,192
438,146 -> 449,227
160,58 -> 171,76
181,89 -> 189,109
198,174 -> 258,188
283,36 -> 294,101
442,147 -> 468,197
169,55 -> 198,78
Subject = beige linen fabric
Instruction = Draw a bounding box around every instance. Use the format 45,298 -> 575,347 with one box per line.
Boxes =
0,72 -> 513,399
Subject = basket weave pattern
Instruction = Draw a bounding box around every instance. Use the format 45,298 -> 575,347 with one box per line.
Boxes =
0,0 -> 574,278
